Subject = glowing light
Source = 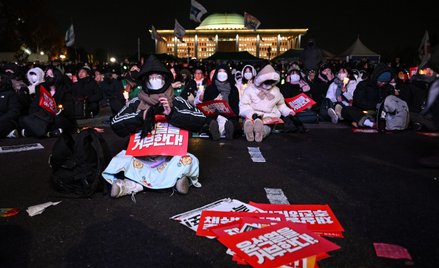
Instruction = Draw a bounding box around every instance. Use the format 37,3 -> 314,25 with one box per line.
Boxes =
110,57 -> 116,63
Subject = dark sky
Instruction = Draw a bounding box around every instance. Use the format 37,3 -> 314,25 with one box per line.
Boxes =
49,0 -> 437,61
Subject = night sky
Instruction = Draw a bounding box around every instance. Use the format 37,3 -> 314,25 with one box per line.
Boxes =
49,0 -> 437,62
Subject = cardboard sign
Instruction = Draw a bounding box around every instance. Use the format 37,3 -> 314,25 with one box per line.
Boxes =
249,203 -> 344,238
285,93 -> 316,113
126,122 -> 188,157
373,243 -> 412,260
352,128 -> 378,134
262,117 -> 284,125
197,99 -> 237,117
38,86 -> 56,115
170,198 -> 263,232
409,67 -> 418,78
197,211 -> 285,237
217,221 -> 340,268
0,143 -> 44,154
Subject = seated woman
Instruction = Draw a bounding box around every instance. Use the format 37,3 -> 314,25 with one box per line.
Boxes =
203,65 -> 241,140
20,67 -> 77,138
236,64 -> 257,98
105,55 -> 206,199
239,64 -> 295,142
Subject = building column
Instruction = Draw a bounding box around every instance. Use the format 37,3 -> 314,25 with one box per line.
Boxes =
195,34 -> 199,59
215,34 -> 218,52
174,37 -> 178,57
256,34 -> 260,58
236,34 -> 239,51
298,34 -> 302,48
277,34 -> 281,56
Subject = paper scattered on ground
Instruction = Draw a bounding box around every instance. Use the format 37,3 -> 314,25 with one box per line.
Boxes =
265,188 -> 290,204
26,201 -> 61,217
374,243 -> 412,260
248,147 -> 266,163
0,208 -> 20,217
0,143 -> 44,154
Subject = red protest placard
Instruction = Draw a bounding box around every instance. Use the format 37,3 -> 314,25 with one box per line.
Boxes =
126,122 -> 188,157
262,117 -> 284,125
38,86 -> 56,115
249,203 -> 344,238
196,99 -> 237,117
217,221 -> 340,268
285,93 -> 316,113
196,211 -> 285,237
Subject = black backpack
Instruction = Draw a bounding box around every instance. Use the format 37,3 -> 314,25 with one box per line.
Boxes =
49,128 -> 111,198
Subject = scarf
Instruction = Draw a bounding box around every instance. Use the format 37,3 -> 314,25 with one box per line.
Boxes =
215,80 -> 231,102
257,87 -> 275,101
137,86 -> 174,137
334,78 -> 343,99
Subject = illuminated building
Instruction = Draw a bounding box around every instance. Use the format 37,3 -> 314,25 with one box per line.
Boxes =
152,13 -> 308,60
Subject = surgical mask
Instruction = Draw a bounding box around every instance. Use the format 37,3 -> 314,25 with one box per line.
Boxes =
338,73 -> 347,80
261,83 -> 273,90
217,72 -> 228,82
29,74 -> 38,83
290,74 -> 300,82
243,72 -> 253,80
148,78 -> 164,90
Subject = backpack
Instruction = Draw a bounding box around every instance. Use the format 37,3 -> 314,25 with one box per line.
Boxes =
377,95 -> 410,132
49,128 -> 111,198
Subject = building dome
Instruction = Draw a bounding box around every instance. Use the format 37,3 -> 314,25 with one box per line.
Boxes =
196,13 -> 245,30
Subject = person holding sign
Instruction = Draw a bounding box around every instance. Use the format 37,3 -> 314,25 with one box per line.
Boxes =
107,55 -> 206,198
239,64 -> 295,142
20,67 -> 77,138
203,65 -> 241,140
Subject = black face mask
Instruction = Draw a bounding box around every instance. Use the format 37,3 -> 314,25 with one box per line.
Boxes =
45,76 -> 56,87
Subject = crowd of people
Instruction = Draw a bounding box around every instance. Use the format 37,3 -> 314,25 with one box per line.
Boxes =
1,47 -> 438,198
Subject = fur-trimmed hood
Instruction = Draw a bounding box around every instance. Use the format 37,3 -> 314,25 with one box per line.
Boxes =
254,65 -> 280,87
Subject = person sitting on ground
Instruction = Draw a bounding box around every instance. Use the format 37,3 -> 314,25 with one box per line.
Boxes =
0,72 -> 20,138
236,64 -> 257,98
20,67 -> 77,138
340,63 -> 394,128
179,67 -> 207,106
2,63 -> 31,116
26,67 -> 45,96
203,65 -> 241,140
239,64 -> 295,142
105,55 -> 206,199
71,65 -> 103,118
326,67 -> 358,124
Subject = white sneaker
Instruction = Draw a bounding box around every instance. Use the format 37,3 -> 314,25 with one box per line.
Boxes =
327,108 -> 339,124
6,129 -> 18,138
110,179 -> 143,199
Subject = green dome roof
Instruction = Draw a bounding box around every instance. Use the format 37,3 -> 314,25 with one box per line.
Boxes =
196,13 -> 245,30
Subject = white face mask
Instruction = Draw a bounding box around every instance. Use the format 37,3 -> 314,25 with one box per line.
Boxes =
29,74 -> 38,83
243,72 -> 253,80
148,78 -> 164,90
261,83 -> 273,90
338,73 -> 347,80
290,74 -> 301,82
217,72 -> 228,82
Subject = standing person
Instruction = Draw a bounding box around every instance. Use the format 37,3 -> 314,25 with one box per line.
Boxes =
0,73 -> 20,138
71,65 -> 103,118
239,64 -> 295,142
100,71 -> 125,116
105,55 -> 206,198
203,65 -> 241,140
300,39 -> 323,73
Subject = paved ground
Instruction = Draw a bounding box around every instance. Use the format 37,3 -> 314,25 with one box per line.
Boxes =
1,110 -> 439,267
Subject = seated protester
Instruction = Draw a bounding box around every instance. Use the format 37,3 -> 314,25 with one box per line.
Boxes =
308,64 -> 334,116
340,63 -> 395,128
72,65 -> 103,118
100,71 -> 125,116
203,65 -> 241,140
0,73 -> 20,138
122,65 -> 142,100
106,55 -> 206,199
179,67 -> 207,106
326,67 -> 358,124
236,64 -> 257,99
20,67 -> 77,138
239,64 -> 295,142
26,67 -> 45,96
279,69 -> 310,133
2,63 -> 31,116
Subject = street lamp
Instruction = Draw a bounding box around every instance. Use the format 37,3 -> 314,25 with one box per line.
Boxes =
40,51 -> 45,56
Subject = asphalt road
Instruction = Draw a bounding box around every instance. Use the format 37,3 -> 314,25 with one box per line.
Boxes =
1,115 -> 438,268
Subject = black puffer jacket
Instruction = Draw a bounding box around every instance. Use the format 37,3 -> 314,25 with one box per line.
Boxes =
0,75 -> 20,123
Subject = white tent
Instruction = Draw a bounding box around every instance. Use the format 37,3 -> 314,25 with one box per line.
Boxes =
338,37 -> 380,63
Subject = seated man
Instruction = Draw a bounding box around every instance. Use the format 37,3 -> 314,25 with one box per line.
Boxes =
0,73 -> 20,138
